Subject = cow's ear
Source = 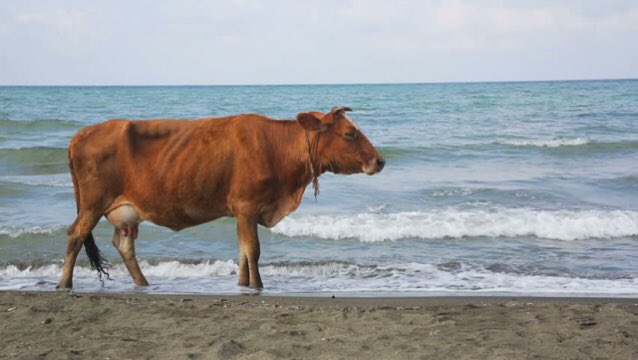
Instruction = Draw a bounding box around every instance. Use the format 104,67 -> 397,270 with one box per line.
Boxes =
297,112 -> 328,132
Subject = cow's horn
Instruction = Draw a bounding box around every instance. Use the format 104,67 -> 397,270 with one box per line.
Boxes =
331,106 -> 352,113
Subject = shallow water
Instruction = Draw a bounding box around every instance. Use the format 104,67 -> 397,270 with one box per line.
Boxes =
1,80 -> 637,296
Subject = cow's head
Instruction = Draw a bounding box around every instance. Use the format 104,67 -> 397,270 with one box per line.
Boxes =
297,106 -> 385,175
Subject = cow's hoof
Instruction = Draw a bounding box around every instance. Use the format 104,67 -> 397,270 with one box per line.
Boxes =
238,285 -> 261,295
134,278 -> 150,287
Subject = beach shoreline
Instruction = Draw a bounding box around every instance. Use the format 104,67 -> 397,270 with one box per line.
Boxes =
1,291 -> 636,359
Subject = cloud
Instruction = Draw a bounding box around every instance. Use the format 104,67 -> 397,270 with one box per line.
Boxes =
15,9 -> 92,34
0,0 -> 636,84
13,8 -> 95,49
360,1 -> 638,53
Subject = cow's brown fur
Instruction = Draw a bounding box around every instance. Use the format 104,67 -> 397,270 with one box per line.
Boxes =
57,107 -> 384,290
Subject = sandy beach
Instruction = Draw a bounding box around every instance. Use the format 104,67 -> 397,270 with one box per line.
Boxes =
0,291 -> 636,359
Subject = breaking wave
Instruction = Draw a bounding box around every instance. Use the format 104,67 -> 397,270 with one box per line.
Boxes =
499,137 -> 591,147
1,260 -> 636,296
271,209 -> 638,242
0,225 -> 66,238
497,137 -> 638,153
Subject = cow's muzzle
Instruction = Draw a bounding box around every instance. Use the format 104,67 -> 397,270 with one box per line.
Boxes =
364,156 -> 385,175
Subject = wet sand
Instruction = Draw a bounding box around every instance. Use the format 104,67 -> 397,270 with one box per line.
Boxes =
1,291 -> 637,359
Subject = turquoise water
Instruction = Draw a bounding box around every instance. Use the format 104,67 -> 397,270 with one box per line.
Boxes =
1,80 -> 637,296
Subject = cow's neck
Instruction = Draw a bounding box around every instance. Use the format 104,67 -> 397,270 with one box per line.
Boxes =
247,121 -> 324,226
276,121 -> 324,196
304,130 -> 321,198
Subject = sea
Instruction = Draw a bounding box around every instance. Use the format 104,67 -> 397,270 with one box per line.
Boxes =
1,80 -> 637,297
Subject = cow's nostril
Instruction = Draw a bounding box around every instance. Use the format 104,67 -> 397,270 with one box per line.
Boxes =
376,157 -> 386,170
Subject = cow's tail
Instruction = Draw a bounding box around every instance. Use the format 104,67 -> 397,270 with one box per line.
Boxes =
84,233 -> 110,283
68,146 -> 110,283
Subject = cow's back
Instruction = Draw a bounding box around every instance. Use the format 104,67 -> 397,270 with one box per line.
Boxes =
70,117 -> 239,230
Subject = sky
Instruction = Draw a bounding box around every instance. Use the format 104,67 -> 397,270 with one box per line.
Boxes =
0,0 -> 637,85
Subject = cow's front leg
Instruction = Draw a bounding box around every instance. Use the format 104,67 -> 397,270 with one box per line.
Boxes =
237,247 -> 249,287
236,213 -> 263,289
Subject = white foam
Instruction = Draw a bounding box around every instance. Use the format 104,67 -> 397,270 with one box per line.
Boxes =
140,260 -> 237,277
271,209 -> 638,242
0,264 -> 69,277
0,225 -> 65,238
500,137 -> 591,147
431,188 -> 473,197
1,260 -> 636,296
0,261 -> 354,279
0,260 -> 237,278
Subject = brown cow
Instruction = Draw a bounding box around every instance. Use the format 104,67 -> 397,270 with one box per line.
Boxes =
57,106 -> 385,290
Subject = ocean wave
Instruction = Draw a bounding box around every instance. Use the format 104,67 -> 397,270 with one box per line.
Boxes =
499,137 -> 591,147
577,111 -> 638,119
497,137 -> 638,153
601,175 -> 638,189
0,260 -> 236,279
0,225 -> 66,238
431,188 -> 473,197
1,260 -> 636,296
140,260 -> 238,276
0,146 -> 67,164
376,146 -> 423,160
271,209 -> 638,242
0,260 -> 361,278
378,138 -> 638,162
0,173 -> 72,187
0,147 -> 69,176
0,118 -> 81,130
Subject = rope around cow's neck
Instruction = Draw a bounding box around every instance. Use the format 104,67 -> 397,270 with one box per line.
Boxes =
305,130 -> 320,199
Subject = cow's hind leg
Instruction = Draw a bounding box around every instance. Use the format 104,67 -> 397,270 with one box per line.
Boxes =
112,225 -> 149,286
57,211 -> 102,289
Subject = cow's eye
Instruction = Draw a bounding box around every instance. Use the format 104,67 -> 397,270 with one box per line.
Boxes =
345,131 -> 357,140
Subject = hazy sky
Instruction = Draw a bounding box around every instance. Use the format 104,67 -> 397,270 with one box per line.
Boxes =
1,0 -> 637,85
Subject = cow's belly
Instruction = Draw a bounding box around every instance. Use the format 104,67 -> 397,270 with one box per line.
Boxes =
106,200 -> 227,232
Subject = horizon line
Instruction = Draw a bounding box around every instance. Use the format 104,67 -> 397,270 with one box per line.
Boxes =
0,77 -> 637,87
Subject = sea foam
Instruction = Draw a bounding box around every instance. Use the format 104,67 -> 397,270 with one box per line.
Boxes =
271,209 -> 638,242
0,225 -> 66,238
499,137 -> 591,147
1,260 -> 636,296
